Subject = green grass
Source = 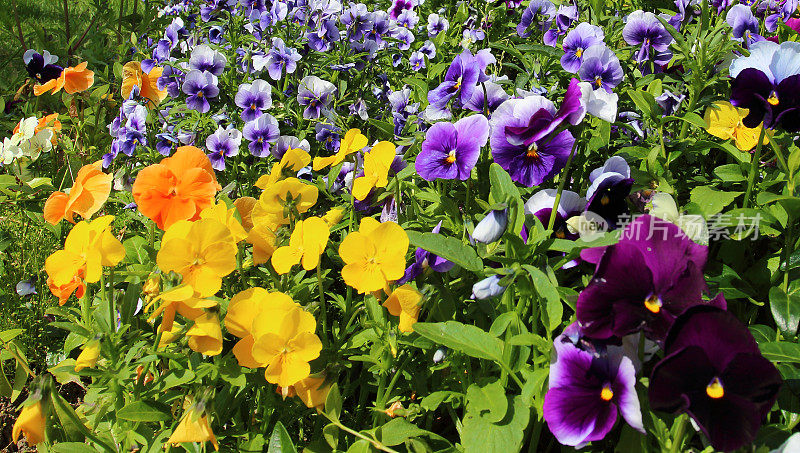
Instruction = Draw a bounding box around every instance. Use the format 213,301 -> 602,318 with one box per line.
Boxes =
0,0 -> 133,94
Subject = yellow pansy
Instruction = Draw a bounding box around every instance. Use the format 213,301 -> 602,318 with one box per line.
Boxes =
158,322 -> 183,348
339,218 -> 409,293
225,288 -> 299,368
322,207 -> 345,227
200,201 -> 248,242
257,177 -> 319,215
704,100 -> 769,151
256,148 -> 312,188
45,215 -> 125,286
251,306 -> 322,387
121,61 -> 167,107
233,196 -> 258,231
313,129 -> 368,170
383,285 -> 423,333
145,284 -> 218,332
12,400 -> 46,446
187,312 -> 223,356
292,374 -> 332,410
167,406 -> 219,451
247,225 -> 278,265
74,339 -> 101,372
271,217 -> 330,274
352,141 -> 396,201
156,218 -> 237,297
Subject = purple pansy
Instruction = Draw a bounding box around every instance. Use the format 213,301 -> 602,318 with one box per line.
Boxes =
544,3 -> 578,46
427,13 -> 449,36
464,78 -> 511,116
561,23 -> 605,73
576,215 -> 717,343
622,10 -> 673,67
525,189 -> 586,240
585,156 -> 634,228
243,114 -> 280,158
415,114 -> 489,181
544,323 -> 644,447
649,306 -> 782,452
206,126 -> 242,171
425,49 -> 484,120
489,80 -> 583,187
235,79 -> 273,122
388,0 -> 414,19
254,38 -> 301,81
297,75 -> 336,119
397,221 -> 455,284
578,44 -> 624,92
517,0 -> 556,38
181,70 -> 219,113
188,44 -> 227,76
23,50 -> 63,84
726,4 -> 764,49
729,41 -> 800,131
274,135 -> 310,159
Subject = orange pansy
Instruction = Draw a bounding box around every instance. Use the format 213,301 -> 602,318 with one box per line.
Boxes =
43,162 -> 112,224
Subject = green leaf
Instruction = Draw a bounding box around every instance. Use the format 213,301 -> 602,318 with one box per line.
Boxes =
465,381 -> 508,423
0,329 -> 24,343
523,266 -> 562,332
268,421 -> 298,453
757,193 -> 800,216
51,443 -> 99,453
760,342 -> 800,363
628,90 -> 657,119
420,391 -> 461,411
461,394 -> 531,453
769,287 -> 800,336
413,321 -> 504,361
117,400 -> 172,422
661,112 -> 707,129
406,231 -> 483,272
325,383 -> 342,420
376,418 -> 444,446
690,186 -> 742,217
713,164 -> 746,182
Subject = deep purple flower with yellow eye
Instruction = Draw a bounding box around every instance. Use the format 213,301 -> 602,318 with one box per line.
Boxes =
416,114 -> 489,181
315,123 -> 341,152
425,49 -> 495,120
254,38 -> 301,81
544,323 -> 644,447
561,23 -> 605,73
726,4 -> 763,49
397,221 -> 455,284
296,76 -> 336,119
517,0 -> 556,38
23,50 -> 63,84
243,114 -> 279,157
464,78 -> 511,116
649,306 -> 782,452
307,19 -> 341,52
578,44 -> 624,92
181,70 -> 219,113
488,80 -> 583,187
427,13 -> 449,37
576,215 -> 717,343
729,41 -> 800,131
409,51 -> 425,72
235,79 -> 273,122
585,156 -> 634,228
623,10 -> 673,66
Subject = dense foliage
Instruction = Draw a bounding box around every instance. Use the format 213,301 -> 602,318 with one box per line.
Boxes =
2,0 -> 800,452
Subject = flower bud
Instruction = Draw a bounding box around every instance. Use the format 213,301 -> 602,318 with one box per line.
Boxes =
472,209 -> 508,243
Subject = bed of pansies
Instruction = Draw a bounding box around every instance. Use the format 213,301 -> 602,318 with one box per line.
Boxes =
3,0 -> 800,451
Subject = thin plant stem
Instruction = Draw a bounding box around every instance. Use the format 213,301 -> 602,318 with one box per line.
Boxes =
547,139 -> 579,230
743,126 -> 767,209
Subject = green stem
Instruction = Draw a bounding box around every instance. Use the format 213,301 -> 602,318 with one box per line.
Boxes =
548,140 -> 579,230
320,411 -> 400,453
743,126 -> 767,209
317,261 -> 328,342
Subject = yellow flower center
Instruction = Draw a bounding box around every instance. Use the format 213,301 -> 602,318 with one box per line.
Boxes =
601,194 -> 611,206
768,91 -> 779,106
250,104 -> 257,110
595,76 -> 603,88
197,91 -> 204,98
706,377 -> 724,399
600,385 -> 614,401
445,150 -> 457,164
526,143 -> 540,160
644,294 -> 662,313
575,48 -> 583,58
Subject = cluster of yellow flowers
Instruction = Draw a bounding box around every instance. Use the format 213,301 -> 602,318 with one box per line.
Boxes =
24,127 -> 426,450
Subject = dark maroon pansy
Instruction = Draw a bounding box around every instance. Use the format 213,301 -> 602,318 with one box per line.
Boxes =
649,306 -> 782,452
576,215 -> 716,342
